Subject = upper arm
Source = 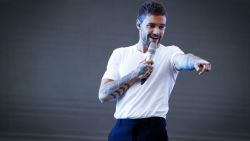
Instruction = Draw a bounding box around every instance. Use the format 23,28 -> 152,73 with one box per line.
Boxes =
103,49 -> 121,81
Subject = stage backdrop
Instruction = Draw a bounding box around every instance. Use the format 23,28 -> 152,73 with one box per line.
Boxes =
0,0 -> 250,141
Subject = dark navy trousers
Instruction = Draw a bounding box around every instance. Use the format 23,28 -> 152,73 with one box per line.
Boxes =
108,117 -> 168,141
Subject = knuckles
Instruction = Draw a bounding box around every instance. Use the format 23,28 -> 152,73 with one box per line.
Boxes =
136,61 -> 154,79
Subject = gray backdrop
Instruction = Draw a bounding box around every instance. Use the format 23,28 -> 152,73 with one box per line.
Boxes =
0,0 -> 250,141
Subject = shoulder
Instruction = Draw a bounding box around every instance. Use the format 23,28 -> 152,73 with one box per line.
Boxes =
159,44 -> 182,50
112,44 -> 136,54
158,44 -> 184,54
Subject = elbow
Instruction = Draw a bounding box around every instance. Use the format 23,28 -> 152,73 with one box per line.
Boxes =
98,94 -> 105,103
99,97 -> 110,104
98,92 -> 110,103
98,88 -> 106,103
174,63 -> 182,71
172,54 -> 183,71
173,61 -> 183,71
99,99 -> 105,104
98,85 -> 115,103
99,98 -> 107,104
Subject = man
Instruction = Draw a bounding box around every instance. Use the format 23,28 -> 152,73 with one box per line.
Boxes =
98,1 -> 211,141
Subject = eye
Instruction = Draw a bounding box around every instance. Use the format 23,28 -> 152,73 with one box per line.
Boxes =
147,24 -> 156,28
159,25 -> 165,29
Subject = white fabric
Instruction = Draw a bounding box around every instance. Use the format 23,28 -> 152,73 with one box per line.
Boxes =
102,44 -> 184,119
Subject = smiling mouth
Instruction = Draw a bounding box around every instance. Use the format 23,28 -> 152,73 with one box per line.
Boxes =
151,37 -> 158,39
150,36 -> 159,40
150,35 -> 160,40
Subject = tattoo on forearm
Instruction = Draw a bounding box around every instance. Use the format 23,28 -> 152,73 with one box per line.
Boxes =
111,84 -> 130,98
101,72 -> 137,100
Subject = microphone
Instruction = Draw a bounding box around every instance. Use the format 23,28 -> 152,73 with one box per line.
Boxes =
141,42 -> 157,85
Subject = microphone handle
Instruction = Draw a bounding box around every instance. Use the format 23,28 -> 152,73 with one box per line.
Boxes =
141,78 -> 147,85
141,61 -> 152,85
140,42 -> 156,85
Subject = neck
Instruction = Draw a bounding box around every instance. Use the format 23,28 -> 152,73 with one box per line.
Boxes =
137,40 -> 159,53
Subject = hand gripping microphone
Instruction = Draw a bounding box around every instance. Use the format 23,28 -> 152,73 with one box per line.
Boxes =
141,42 -> 157,85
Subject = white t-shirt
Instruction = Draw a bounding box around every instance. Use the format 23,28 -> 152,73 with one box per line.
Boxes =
102,43 -> 184,119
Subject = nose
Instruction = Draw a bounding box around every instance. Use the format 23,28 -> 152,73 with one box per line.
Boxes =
152,27 -> 160,36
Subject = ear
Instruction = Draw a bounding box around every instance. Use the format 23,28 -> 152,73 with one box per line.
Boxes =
136,19 -> 141,30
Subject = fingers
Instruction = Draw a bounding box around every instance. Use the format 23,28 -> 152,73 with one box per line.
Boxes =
199,64 -> 207,75
207,63 -> 212,71
140,62 -> 153,79
142,64 -> 153,78
194,64 -> 200,71
145,59 -> 154,65
136,60 -> 154,79
196,63 -> 211,75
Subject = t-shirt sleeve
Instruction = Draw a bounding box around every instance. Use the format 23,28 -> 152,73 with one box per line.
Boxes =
102,48 -> 121,80
170,46 -> 185,71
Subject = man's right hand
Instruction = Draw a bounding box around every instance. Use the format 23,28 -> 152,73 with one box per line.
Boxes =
134,60 -> 154,80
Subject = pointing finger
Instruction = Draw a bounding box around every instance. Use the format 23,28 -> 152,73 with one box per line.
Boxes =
199,64 -> 207,75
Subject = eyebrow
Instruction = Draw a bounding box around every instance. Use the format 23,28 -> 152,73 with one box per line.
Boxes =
147,23 -> 166,26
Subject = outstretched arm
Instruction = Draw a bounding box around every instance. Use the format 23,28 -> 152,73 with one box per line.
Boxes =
98,60 -> 153,103
172,53 -> 211,75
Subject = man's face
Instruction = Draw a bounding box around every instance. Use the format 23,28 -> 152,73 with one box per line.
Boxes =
138,14 -> 166,46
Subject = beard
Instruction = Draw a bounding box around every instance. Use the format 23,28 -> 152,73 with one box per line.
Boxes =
143,36 -> 161,47
140,30 -> 163,47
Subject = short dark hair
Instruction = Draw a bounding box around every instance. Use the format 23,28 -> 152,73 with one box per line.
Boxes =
137,0 -> 167,23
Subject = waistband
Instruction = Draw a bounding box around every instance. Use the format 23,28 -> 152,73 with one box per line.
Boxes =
115,117 -> 166,126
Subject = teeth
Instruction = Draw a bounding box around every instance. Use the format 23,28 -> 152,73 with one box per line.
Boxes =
150,36 -> 159,39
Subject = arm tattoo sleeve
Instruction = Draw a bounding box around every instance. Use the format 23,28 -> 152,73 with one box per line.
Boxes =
100,71 -> 137,102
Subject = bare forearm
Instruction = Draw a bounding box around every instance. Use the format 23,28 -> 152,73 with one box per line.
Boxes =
173,53 -> 196,71
99,71 -> 139,103
173,53 -> 206,70
173,53 -> 211,75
